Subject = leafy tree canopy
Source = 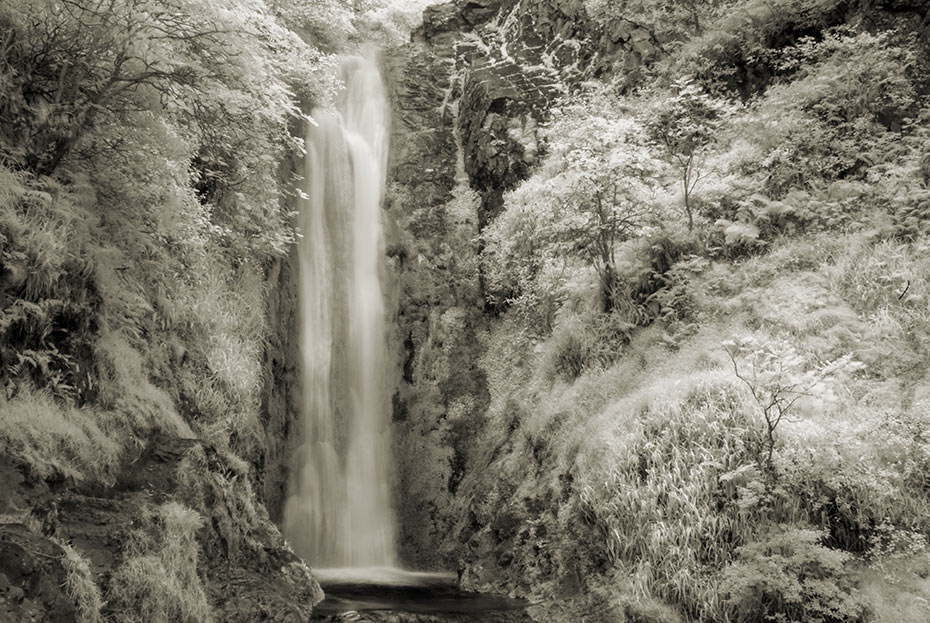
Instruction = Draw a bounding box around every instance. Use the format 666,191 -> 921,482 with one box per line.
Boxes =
482,94 -> 668,322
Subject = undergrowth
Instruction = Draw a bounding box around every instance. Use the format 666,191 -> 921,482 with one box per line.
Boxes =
107,502 -> 213,623
0,387 -> 121,481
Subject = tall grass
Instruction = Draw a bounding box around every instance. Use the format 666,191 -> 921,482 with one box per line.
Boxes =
59,541 -> 105,623
0,387 -> 121,481
107,502 -> 213,623
571,375 -> 759,620
824,238 -> 930,356
95,331 -> 191,437
174,254 -> 268,450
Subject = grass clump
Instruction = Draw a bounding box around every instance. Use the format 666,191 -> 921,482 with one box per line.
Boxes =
0,387 -> 121,481
107,502 -> 212,623
571,378 -> 759,619
59,541 -> 105,623
546,311 -> 635,381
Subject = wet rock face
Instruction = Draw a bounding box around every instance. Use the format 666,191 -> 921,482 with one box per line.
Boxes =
458,59 -> 555,226
383,0 -> 600,570
313,610 -> 533,622
259,251 -> 302,525
382,35 -> 473,570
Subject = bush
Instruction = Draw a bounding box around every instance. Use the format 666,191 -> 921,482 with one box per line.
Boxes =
666,0 -> 849,94
727,27 -> 921,197
721,526 -> 867,623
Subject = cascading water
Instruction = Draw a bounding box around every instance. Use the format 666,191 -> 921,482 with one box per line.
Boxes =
283,51 -> 396,568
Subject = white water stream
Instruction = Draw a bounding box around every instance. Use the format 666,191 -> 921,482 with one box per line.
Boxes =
283,52 -> 396,568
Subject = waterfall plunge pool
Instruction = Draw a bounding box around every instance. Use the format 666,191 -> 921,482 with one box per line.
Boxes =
312,567 -> 530,619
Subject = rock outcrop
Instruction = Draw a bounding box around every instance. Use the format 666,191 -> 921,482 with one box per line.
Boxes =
0,524 -> 78,623
383,0 -> 628,569
0,434 -> 322,622
259,250 -> 302,524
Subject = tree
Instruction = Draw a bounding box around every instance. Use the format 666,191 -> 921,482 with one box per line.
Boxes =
644,79 -> 735,231
724,336 -> 861,471
0,0 -> 321,181
481,97 -> 664,317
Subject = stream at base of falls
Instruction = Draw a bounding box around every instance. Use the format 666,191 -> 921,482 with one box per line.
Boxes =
310,568 -> 533,623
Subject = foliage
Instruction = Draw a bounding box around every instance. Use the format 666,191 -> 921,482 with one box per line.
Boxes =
647,253 -> 710,327
356,0 -> 442,46
721,526 -> 867,623
269,0 -> 355,51
728,27 -> 921,197
108,502 -> 213,623
0,0 -> 344,467
481,95 -> 666,316
643,79 -> 739,230
1,0 -> 303,177
822,237 -> 930,374
665,0 -> 849,94
771,28 -> 919,129
724,336 -> 862,469
453,2 -> 930,622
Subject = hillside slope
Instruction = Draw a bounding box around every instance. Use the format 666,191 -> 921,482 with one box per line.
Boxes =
385,0 -> 930,620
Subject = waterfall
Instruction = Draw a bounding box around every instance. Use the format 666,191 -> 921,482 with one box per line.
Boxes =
283,52 -> 396,568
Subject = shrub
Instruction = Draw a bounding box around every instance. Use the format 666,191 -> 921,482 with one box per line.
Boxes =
480,94 -> 666,318
647,253 -> 710,327
666,0 -> 849,94
725,27 -> 921,197
724,335 -> 862,470
721,526 -> 867,623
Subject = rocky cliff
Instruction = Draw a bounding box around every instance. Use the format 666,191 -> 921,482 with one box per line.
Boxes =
381,0 -> 621,569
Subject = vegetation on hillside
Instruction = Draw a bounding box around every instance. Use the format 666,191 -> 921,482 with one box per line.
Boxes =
0,0 -> 435,619
3,0 -> 930,621
463,1 -> 930,621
